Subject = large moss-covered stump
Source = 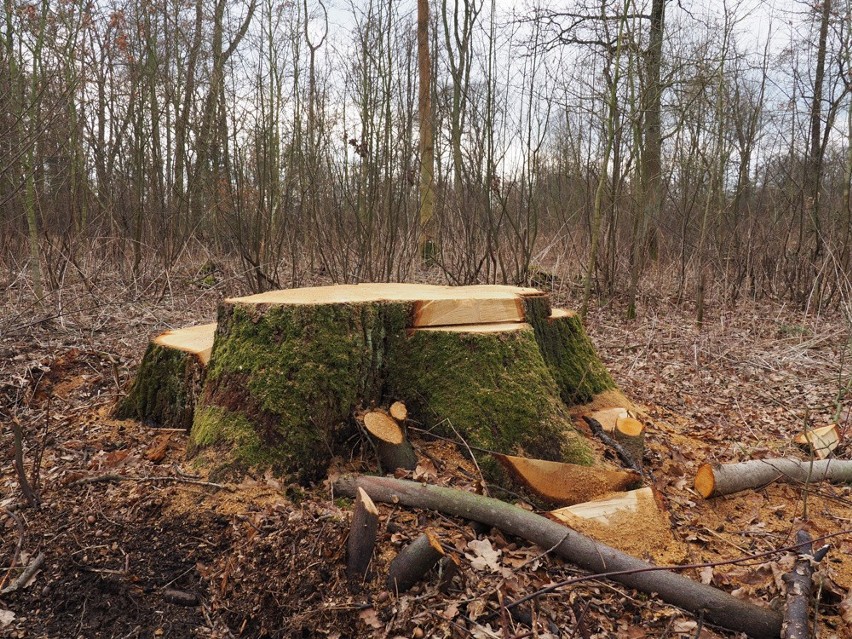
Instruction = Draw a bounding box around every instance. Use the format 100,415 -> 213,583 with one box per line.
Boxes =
189,284 -> 554,481
115,324 -> 215,430
121,284 -> 623,484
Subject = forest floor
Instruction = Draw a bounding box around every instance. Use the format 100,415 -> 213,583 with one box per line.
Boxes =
1,265 -> 851,638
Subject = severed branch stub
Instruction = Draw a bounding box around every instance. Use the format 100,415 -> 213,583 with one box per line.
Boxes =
389,401 -> 408,422
695,458 -> 852,498
387,530 -> 445,593
347,487 -> 380,583
782,530 -> 829,639
583,415 -> 645,477
613,416 -> 645,470
361,410 -> 417,473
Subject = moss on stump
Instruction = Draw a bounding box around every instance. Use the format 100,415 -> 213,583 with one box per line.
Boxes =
115,324 -> 215,430
386,323 -> 593,470
523,297 -> 617,405
190,299 -> 411,481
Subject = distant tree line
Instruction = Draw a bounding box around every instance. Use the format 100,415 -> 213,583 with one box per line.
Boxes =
1,0 -> 850,315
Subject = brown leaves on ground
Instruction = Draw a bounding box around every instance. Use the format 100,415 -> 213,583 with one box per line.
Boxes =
1,268 -> 851,637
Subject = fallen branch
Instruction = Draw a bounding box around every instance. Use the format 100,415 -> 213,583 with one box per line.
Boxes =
695,458 -> 852,498
781,530 -> 829,639
1,552 -> 44,595
334,474 -> 782,639
66,474 -> 233,491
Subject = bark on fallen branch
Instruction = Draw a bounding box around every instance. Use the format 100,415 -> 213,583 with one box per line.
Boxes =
334,474 -> 782,639
781,530 -> 829,639
695,458 -> 852,498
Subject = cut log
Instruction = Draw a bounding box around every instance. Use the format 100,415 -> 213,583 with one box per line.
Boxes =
781,530 -> 818,639
115,284 -> 619,483
386,531 -> 445,593
334,474 -> 783,639
695,457 -> 852,498
347,487 -> 380,583
389,401 -> 408,422
793,424 -> 840,459
614,416 -> 645,468
361,410 -> 417,472
494,453 -> 641,506
115,323 -> 216,430
547,487 -> 685,563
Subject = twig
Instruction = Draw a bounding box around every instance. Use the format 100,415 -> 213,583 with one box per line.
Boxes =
0,508 -> 25,591
66,474 -> 233,491
1,552 -> 45,595
583,415 -> 649,479
11,418 -> 40,508
438,418 -> 489,495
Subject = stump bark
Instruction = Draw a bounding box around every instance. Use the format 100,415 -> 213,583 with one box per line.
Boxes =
115,324 -> 215,430
121,284 -> 622,483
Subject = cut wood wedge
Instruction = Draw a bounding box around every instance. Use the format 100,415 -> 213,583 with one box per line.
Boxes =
494,453 -> 641,506
793,424 -> 840,459
547,487 -> 685,562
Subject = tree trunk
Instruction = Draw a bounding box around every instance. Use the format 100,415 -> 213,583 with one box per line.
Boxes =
627,0 -> 665,320
417,0 -> 436,261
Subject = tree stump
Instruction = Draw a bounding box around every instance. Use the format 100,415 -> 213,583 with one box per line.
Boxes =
120,284 -> 625,483
115,324 -> 215,430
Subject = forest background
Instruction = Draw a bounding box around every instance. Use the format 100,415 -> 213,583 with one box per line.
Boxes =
1,0 -> 851,319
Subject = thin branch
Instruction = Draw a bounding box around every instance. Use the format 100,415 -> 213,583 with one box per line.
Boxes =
66,474 -> 233,491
